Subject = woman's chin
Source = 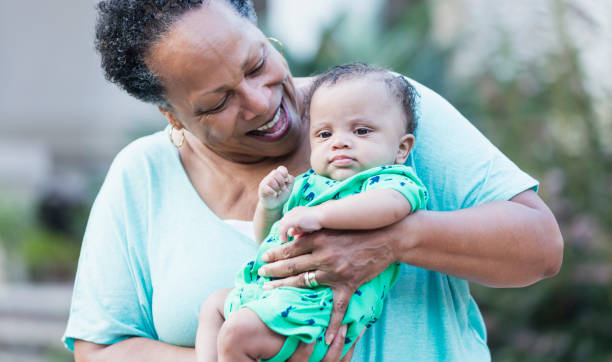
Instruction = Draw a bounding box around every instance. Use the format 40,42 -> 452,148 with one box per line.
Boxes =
220,137 -> 301,163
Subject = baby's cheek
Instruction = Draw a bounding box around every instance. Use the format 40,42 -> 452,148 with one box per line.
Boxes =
309,151 -> 327,176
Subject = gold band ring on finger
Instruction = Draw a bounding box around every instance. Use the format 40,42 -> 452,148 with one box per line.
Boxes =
308,271 -> 320,288
304,271 -> 312,288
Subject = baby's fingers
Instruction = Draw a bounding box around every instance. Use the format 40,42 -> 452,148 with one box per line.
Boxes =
285,173 -> 295,187
278,222 -> 292,243
276,165 -> 289,178
261,184 -> 278,197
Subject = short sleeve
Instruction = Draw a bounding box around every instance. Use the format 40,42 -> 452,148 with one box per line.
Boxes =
404,77 -> 539,211
62,143 -> 157,351
362,166 -> 428,212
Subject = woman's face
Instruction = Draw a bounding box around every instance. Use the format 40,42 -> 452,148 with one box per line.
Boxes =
146,1 -> 304,163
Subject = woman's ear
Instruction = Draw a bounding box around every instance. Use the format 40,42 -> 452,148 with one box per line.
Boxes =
395,134 -> 415,164
158,106 -> 183,130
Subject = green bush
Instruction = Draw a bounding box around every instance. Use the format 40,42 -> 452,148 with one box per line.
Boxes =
0,201 -> 82,282
21,229 -> 80,282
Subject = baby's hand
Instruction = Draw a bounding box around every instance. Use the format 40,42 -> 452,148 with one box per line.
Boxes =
278,206 -> 322,243
258,166 -> 295,210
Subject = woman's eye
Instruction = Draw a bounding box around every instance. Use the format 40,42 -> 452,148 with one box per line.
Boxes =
355,128 -> 370,135
204,95 -> 230,115
318,131 -> 332,138
249,57 -> 266,75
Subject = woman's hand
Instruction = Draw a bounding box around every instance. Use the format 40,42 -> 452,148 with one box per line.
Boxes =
288,325 -> 358,362
258,224 -> 401,344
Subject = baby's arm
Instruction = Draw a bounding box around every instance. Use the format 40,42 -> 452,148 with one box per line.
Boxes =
254,166 -> 295,243
279,188 -> 412,243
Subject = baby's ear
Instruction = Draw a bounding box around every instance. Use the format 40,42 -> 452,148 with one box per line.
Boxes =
395,134 -> 415,164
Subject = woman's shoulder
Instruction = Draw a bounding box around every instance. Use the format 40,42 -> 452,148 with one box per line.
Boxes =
105,127 -> 178,183
293,76 -> 315,89
113,127 -> 173,166
389,73 -> 457,117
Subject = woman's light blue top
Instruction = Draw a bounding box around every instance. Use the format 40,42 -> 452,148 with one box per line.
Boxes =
63,79 -> 538,361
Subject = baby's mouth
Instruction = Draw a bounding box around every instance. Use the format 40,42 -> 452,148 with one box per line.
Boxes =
330,155 -> 356,166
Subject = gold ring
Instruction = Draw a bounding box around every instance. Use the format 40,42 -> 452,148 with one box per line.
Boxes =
304,271 -> 313,288
308,271 -> 319,288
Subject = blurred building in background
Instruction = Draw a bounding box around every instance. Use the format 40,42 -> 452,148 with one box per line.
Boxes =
0,0 -> 165,207
2,0 -> 609,208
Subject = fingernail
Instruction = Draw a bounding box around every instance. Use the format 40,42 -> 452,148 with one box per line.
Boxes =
262,283 -> 272,290
325,333 -> 334,345
258,267 -> 267,276
261,252 -> 270,262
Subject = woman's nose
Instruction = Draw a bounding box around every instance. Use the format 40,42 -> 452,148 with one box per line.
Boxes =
240,80 -> 270,120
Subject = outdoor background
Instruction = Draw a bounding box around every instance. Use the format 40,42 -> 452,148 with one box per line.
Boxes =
0,0 -> 610,361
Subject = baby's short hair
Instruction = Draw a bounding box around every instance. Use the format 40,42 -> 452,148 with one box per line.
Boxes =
306,62 -> 419,134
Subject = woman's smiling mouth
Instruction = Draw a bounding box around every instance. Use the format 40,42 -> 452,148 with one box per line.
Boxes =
247,100 -> 290,141
255,107 -> 281,131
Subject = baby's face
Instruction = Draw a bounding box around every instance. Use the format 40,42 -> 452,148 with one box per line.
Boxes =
309,76 -> 413,180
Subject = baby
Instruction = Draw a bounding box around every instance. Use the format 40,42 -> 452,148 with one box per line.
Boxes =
197,62 -> 428,361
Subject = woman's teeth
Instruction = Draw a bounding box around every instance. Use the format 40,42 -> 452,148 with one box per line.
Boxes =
256,108 -> 281,131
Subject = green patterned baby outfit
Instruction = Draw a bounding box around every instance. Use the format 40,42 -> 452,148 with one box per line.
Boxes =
224,165 -> 428,361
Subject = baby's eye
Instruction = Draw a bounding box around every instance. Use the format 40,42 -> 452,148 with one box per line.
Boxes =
318,131 -> 332,138
355,128 -> 370,135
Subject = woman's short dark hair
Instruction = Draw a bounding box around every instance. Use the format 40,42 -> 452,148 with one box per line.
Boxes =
94,0 -> 256,109
306,62 -> 419,135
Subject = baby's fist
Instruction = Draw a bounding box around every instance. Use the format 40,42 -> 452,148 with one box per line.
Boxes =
258,166 -> 294,209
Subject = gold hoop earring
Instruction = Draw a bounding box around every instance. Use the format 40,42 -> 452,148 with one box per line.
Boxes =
169,126 -> 184,149
267,37 -> 284,56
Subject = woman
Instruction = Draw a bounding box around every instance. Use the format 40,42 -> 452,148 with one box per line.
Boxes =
64,0 -> 563,361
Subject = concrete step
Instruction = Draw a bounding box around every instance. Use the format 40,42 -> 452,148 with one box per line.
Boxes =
0,283 -> 73,320
0,283 -> 73,362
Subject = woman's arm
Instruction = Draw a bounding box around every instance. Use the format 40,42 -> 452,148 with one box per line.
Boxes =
394,189 -> 563,287
259,189 -> 563,342
74,339 -> 195,362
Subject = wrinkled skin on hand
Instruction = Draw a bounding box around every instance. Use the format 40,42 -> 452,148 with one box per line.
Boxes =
287,325 -> 356,362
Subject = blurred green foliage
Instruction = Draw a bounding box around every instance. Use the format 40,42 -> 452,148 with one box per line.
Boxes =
0,199 -> 84,282
279,1 -> 611,360
21,230 -> 80,282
